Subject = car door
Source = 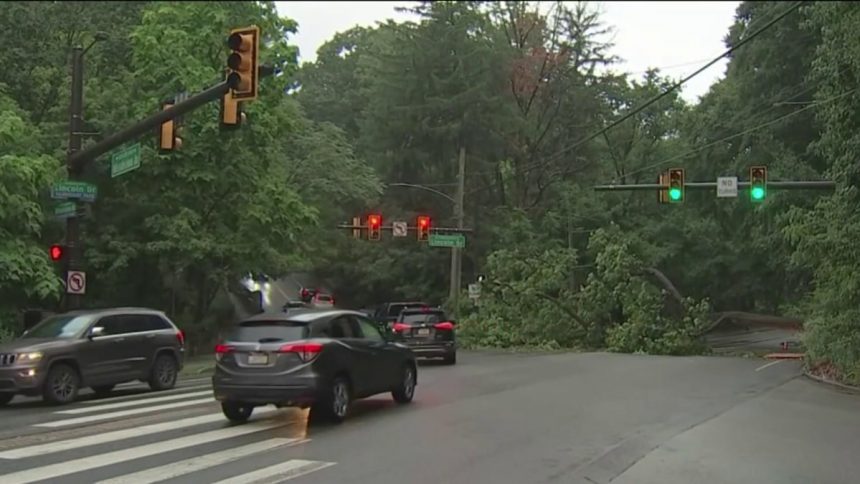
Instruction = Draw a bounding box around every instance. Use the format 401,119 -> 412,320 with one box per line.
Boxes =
121,314 -> 158,376
354,315 -> 402,392
80,315 -> 135,384
327,315 -> 377,397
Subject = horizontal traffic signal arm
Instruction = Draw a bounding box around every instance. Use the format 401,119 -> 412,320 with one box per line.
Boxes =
593,181 -> 836,191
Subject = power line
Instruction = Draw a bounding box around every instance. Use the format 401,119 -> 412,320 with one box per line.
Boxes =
540,0 -> 807,168
622,87 -> 858,180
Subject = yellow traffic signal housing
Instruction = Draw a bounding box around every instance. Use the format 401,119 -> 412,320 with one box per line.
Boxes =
227,26 -> 260,101
417,215 -> 431,241
658,172 -> 668,204
750,165 -> 767,202
352,217 -> 361,240
220,92 -> 245,129
158,102 -> 182,151
667,168 -> 685,203
367,214 -> 381,241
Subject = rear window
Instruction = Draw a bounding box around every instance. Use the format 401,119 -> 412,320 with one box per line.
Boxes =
388,303 -> 426,317
401,312 -> 446,324
228,322 -> 308,343
315,295 -> 333,302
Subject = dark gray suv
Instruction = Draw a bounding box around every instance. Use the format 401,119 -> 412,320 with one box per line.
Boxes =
0,308 -> 185,405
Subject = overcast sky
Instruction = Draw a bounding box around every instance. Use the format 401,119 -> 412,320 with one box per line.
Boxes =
274,1 -> 739,104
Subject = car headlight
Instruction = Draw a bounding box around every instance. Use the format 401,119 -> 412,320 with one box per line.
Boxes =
17,352 -> 43,363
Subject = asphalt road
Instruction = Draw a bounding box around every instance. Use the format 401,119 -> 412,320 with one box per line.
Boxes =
0,351 -> 857,483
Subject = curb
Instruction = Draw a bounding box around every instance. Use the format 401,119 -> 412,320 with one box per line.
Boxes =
803,370 -> 860,393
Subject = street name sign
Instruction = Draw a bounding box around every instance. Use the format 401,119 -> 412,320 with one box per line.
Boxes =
51,181 -> 98,202
111,142 -> 142,178
429,234 -> 466,248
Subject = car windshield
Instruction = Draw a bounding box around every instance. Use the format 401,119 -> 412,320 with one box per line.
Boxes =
401,312 -> 446,324
228,322 -> 309,343
23,314 -> 93,339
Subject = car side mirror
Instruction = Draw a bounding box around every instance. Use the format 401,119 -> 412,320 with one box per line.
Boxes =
89,326 -> 105,339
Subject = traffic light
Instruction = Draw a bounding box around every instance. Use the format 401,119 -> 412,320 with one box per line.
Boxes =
220,92 -> 245,129
351,216 -> 361,240
367,214 -> 381,241
667,168 -> 685,203
49,244 -> 65,262
750,165 -> 767,202
226,26 -> 260,101
158,101 -> 182,151
658,172 -> 668,204
417,215 -> 431,241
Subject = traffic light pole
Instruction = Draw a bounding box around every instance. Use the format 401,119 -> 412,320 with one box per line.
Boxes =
450,146 -> 466,322
64,46 -> 86,310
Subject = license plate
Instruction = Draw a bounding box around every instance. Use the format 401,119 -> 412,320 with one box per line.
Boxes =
417,328 -> 430,336
247,352 -> 268,365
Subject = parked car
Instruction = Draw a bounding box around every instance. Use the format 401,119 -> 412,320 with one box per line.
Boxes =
212,309 -> 417,423
392,307 -> 457,364
0,308 -> 185,406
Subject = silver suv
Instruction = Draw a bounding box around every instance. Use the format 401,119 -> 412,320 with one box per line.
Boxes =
0,308 -> 185,405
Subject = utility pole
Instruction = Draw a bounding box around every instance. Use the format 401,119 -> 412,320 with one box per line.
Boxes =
450,146 -> 466,320
64,46 -> 85,310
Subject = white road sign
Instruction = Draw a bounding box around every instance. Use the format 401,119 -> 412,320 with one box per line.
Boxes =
717,176 -> 738,198
392,221 -> 408,237
67,271 -> 86,295
468,283 -> 481,299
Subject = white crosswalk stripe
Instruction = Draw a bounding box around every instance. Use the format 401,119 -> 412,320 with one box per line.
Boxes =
0,388 -> 335,483
93,437 -> 308,484
36,397 -> 214,427
212,459 -> 337,484
57,390 -> 212,414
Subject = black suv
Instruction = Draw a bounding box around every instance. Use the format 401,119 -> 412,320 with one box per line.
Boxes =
373,302 -> 429,329
391,307 -> 457,364
0,308 -> 185,405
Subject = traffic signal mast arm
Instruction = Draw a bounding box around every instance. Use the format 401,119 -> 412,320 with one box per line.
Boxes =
593,180 -> 836,191
67,65 -> 274,170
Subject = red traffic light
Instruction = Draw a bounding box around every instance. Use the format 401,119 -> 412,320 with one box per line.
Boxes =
49,244 -> 64,262
368,214 -> 381,227
417,215 -> 431,241
418,216 -> 430,227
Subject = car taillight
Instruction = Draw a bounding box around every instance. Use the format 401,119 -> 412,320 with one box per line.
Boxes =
177,330 -> 186,347
214,344 -> 234,361
392,323 -> 411,332
434,322 -> 454,331
278,342 -> 324,362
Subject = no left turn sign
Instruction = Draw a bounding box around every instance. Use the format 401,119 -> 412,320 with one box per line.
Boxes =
67,271 -> 86,295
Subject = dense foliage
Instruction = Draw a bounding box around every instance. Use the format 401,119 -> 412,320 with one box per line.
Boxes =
1,1 -> 858,380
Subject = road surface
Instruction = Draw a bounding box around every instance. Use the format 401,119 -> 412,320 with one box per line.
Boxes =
0,351 -> 857,483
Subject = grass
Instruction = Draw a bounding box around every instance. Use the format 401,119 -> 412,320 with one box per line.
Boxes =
180,354 -> 215,378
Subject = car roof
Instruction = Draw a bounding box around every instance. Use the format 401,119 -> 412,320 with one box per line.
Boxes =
61,307 -> 165,317
239,309 -> 363,325
401,306 -> 445,314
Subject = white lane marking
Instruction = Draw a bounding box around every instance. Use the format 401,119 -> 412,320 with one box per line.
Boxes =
0,420 -> 293,483
212,459 -> 336,484
36,397 -> 214,428
80,384 -> 210,404
58,390 -> 212,414
94,437 -> 307,484
755,360 -> 784,372
0,408 -> 278,459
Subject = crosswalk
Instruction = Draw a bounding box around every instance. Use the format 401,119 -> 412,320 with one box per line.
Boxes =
0,382 -> 335,483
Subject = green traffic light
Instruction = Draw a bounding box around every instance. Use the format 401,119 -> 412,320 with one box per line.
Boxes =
669,188 -> 682,201
751,186 -> 765,200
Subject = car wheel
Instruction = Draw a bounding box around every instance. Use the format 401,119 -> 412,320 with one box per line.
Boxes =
392,364 -> 416,404
444,352 -> 457,365
91,385 -> 115,396
148,354 -> 178,391
0,393 -> 14,406
312,376 -> 351,423
221,401 -> 254,422
42,363 -> 80,405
